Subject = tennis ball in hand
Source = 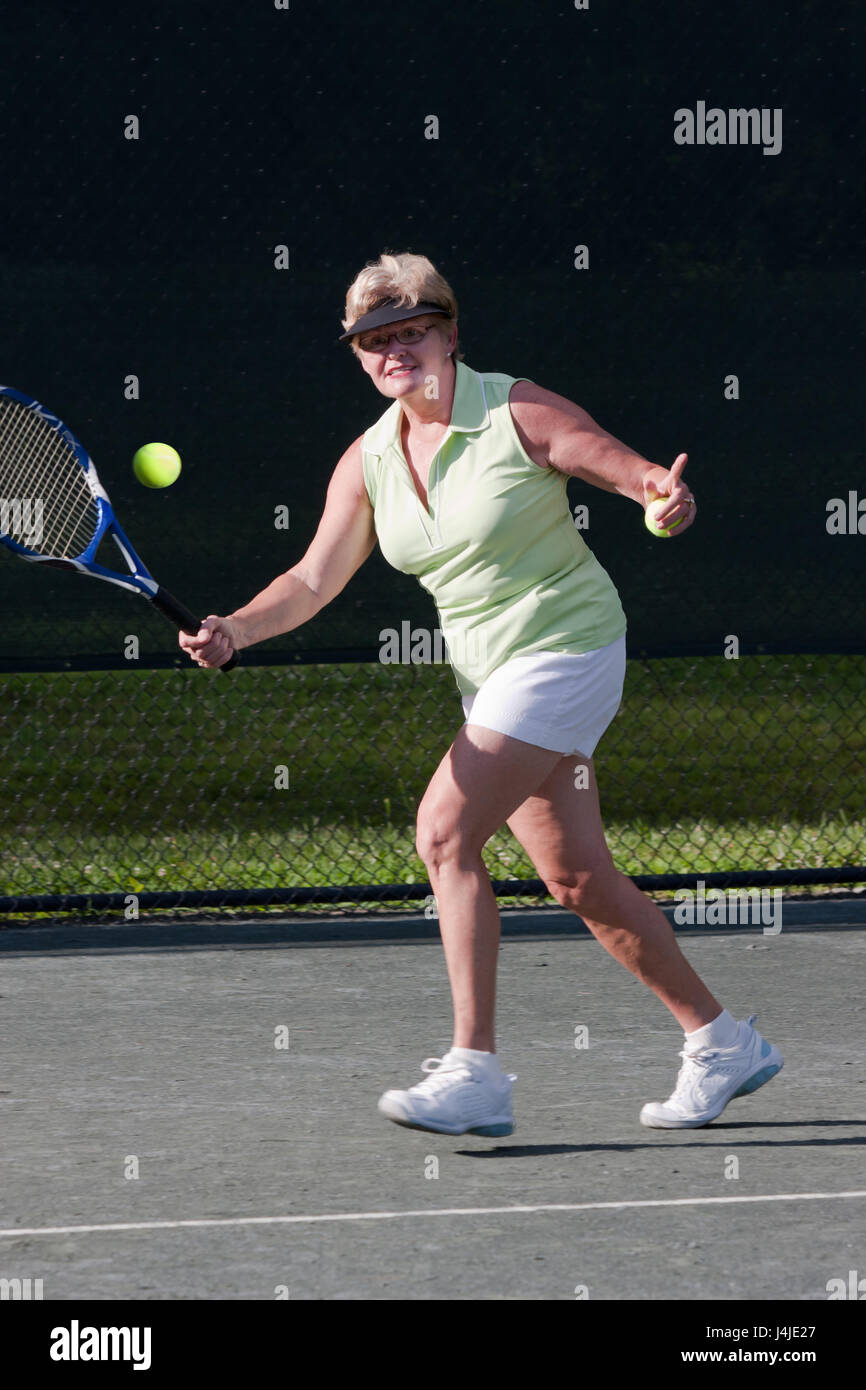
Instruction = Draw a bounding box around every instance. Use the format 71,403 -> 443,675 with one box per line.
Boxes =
644,496 -> 684,538
133,443 -> 181,488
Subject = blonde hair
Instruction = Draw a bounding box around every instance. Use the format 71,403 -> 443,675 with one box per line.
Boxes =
341,251 -> 464,359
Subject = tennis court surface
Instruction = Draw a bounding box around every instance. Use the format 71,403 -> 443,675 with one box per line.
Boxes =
0,898 -> 863,1301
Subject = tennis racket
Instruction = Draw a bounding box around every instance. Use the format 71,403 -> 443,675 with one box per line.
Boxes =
0,385 -> 236,671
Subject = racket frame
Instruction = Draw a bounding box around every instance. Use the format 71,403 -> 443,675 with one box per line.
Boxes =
0,384 -> 235,663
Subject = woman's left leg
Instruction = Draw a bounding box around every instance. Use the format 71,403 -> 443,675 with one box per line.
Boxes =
505,753 -> 722,1031
504,753 -> 784,1127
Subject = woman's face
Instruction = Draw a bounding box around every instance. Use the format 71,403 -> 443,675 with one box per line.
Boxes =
355,314 -> 457,400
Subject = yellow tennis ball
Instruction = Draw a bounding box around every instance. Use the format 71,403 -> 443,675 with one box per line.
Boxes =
644,496 -> 684,537
133,443 -> 181,488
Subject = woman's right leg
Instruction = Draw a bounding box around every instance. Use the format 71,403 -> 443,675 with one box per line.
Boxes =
415,723 -> 563,1052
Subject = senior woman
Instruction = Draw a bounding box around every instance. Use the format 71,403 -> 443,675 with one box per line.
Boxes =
180,252 -> 783,1137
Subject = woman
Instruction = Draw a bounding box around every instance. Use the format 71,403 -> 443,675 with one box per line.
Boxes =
180,252 -> 783,1137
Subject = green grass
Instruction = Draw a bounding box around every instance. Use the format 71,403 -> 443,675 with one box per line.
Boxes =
1,654 -> 864,910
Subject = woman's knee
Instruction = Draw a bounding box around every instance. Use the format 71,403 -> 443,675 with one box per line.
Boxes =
544,859 -> 621,915
415,801 -> 477,870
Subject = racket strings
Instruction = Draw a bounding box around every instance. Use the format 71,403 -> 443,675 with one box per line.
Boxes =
0,398 -> 101,558
0,405 -> 89,550
3,431 -> 93,557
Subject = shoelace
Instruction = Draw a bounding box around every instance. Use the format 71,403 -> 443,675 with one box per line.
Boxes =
413,1056 -> 518,1093
673,1047 -> 719,1083
413,1056 -> 474,1095
672,1014 -> 758,1095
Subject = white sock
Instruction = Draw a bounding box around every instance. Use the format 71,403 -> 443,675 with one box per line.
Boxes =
685,1008 -> 739,1049
450,1046 -> 501,1073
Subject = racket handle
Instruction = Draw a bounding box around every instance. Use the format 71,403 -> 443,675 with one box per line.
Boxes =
152,586 -> 238,673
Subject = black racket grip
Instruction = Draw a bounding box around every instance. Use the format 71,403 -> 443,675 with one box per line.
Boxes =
152,586 -> 238,673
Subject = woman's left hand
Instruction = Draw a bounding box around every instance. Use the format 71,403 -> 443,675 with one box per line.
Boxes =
642,452 -> 696,533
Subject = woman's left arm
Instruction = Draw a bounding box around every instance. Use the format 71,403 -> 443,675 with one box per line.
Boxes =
509,380 -> 696,533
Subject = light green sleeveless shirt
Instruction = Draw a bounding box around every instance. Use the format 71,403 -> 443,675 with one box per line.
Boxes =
361,360 -> 627,696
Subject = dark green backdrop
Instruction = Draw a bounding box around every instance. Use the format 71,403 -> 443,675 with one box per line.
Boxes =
1,0 -> 862,667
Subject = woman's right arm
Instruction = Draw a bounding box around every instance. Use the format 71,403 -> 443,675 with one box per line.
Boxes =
179,435 -> 377,668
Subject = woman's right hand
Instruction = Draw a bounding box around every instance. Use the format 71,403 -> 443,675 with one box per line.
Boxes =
178,615 -> 240,669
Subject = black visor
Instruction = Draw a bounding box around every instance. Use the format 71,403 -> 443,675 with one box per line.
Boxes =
339,299 -> 449,342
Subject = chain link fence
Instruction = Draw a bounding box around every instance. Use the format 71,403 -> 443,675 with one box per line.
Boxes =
1,2 -> 863,916
2,652 -> 864,917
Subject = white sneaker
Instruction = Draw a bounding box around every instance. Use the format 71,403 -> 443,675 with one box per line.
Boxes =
378,1050 -> 517,1136
640,1014 -> 783,1129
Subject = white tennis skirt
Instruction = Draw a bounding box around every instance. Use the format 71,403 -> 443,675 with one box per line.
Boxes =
460,635 -> 626,758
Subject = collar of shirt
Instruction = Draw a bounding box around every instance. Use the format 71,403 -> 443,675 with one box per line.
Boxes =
362,360 -> 492,465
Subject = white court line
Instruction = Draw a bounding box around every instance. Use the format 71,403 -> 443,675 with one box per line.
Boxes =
1,1190 -> 865,1239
